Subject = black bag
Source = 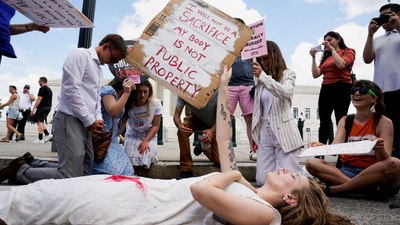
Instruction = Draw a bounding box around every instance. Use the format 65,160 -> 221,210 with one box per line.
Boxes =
249,86 -> 256,97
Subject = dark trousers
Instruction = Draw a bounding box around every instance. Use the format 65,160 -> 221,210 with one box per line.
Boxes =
10,109 -> 31,139
384,90 -> 400,158
318,82 -> 352,144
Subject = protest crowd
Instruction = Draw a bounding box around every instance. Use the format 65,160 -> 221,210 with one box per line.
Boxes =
1,1 -> 400,224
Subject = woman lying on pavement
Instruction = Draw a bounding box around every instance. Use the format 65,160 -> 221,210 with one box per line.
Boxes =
306,80 -> 400,201
0,66 -> 352,225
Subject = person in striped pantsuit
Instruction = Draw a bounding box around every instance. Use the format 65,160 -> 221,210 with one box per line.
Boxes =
252,41 -> 304,186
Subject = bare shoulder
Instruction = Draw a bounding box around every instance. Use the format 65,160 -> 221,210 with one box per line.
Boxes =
377,115 -> 393,128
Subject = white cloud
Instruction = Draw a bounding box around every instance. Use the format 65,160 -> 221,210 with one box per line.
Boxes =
291,22 -> 385,86
339,0 -> 400,19
116,0 -> 262,40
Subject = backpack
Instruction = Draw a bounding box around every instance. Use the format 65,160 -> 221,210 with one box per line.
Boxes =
336,114 -> 355,168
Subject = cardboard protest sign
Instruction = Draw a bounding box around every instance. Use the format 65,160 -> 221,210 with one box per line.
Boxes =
108,40 -> 147,84
241,19 -> 267,60
125,0 -> 253,108
4,0 -> 94,28
298,140 -> 377,157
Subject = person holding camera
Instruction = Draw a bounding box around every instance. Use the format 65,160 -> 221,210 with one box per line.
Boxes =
363,3 -> 400,158
309,31 -> 355,150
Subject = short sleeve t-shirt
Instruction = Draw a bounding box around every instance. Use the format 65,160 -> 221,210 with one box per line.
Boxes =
127,99 -> 163,132
176,92 -> 218,127
229,55 -> 255,86
37,85 -> 53,108
0,0 -> 16,60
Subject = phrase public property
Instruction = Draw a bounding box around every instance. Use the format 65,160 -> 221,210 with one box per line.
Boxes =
142,2 -> 240,98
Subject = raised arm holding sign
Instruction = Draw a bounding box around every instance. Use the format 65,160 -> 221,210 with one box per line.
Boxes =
4,0 -> 94,28
241,19 -> 267,60
125,0 -> 253,109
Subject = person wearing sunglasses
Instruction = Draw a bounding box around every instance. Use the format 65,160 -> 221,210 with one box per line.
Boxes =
306,80 -> 400,202
363,3 -> 400,159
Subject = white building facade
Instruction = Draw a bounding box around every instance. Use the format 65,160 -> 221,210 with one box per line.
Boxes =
47,79 -> 329,145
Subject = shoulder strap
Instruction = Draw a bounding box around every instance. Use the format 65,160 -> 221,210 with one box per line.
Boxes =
344,114 -> 355,143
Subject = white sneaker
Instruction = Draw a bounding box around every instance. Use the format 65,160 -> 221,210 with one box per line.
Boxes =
33,139 -> 45,144
44,135 -> 52,142
249,150 -> 257,161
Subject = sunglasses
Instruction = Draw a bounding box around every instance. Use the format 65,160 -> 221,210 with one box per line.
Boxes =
351,87 -> 377,97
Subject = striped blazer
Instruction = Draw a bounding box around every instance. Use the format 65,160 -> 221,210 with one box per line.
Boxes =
251,69 -> 303,153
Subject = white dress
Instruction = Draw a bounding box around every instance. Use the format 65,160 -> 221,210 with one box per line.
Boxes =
0,174 -> 281,225
124,99 -> 162,169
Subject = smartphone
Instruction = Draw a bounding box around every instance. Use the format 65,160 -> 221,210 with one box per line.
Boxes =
313,45 -> 323,52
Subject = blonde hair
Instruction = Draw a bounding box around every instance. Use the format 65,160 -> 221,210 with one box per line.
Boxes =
279,178 -> 353,225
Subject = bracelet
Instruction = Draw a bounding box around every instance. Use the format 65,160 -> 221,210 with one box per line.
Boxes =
25,24 -> 32,32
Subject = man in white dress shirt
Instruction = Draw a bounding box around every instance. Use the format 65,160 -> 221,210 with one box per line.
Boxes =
0,34 -> 127,184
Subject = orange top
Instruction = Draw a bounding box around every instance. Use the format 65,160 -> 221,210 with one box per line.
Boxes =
319,48 -> 355,85
340,114 -> 377,169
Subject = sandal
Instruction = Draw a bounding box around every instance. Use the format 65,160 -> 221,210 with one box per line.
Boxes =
1,138 -> 9,143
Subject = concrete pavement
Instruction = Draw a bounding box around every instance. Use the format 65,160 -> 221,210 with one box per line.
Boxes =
0,135 -> 399,224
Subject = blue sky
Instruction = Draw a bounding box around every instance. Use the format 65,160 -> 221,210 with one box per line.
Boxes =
0,0 -> 398,111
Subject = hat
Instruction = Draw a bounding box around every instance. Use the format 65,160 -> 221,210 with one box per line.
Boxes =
24,84 -> 30,89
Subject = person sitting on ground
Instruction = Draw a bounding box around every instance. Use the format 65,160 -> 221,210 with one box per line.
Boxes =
0,66 -> 353,225
306,80 -> 400,201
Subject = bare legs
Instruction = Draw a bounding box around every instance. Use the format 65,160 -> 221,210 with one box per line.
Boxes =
3,118 -> 20,141
306,157 -> 400,195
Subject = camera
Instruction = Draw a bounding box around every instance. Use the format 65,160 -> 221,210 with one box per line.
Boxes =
373,14 -> 390,26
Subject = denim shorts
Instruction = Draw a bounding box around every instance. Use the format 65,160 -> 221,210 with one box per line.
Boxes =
7,108 -> 19,119
340,163 -> 364,178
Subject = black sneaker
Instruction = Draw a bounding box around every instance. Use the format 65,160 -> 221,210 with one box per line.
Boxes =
176,171 -> 193,180
194,143 -> 202,156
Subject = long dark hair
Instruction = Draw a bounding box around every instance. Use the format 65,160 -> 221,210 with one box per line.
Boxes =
256,40 -> 287,82
320,31 -> 348,65
107,78 -> 124,92
353,80 -> 385,126
122,80 -> 153,122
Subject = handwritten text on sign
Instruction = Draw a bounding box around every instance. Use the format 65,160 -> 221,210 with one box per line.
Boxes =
139,1 -> 239,98
241,19 -> 267,60
4,0 -> 94,28
298,140 -> 377,157
126,0 -> 253,108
